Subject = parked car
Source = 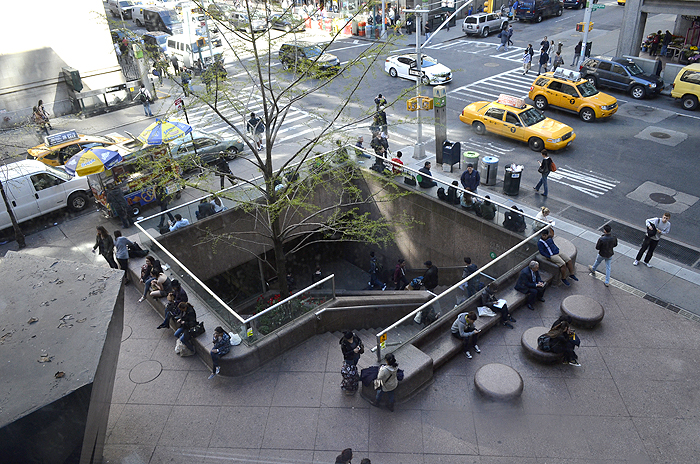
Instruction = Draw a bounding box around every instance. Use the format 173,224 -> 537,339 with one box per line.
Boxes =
515,0 -> 563,22
670,63 -> 700,110
459,95 -> 576,151
268,13 -> 305,33
108,0 -> 138,19
27,130 -> 130,167
461,12 -> 508,37
384,54 -> 452,85
563,0 -> 585,9
170,131 -> 244,171
579,56 -> 663,99
230,11 -> 268,33
143,31 -> 169,55
279,43 -> 340,76
528,68 -> 618,121
0,160 -> 91,231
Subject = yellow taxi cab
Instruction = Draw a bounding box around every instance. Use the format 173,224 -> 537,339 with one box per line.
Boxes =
617,0 -> 625,5
459,94 -> 576,151
528,68 -> 618,122
27,130 -> 130,167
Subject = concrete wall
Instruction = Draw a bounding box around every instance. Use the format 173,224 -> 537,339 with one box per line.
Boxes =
0,0 -> 125,126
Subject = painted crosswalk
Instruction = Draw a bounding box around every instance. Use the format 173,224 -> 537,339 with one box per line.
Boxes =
424,39 -> 526,63
449,66 -> 535,104
547,166 -> 619,198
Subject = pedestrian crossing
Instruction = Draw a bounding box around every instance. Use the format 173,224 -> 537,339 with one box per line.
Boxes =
449,67 -> 535,104
548,166 -> 619,198
424,39 -> 526,63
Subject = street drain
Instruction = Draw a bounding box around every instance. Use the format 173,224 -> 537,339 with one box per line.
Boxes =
650,132 -> 671,139
649,192 -> 675,204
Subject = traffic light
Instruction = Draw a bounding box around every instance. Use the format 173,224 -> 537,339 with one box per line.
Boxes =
575,22 -> 594,32
62,67 -> 83,92
196,37 -> 206,48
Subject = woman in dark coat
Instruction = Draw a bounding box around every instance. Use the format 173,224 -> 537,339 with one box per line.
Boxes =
92,226 -> 118,269
339,331 -> 363,394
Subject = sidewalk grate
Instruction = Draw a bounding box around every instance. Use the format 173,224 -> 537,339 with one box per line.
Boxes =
608,220 -> 700,267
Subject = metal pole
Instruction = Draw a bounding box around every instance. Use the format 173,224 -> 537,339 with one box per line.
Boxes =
580,2 -> 593,64
381,0 -> 387,39
414,11 -> 425,159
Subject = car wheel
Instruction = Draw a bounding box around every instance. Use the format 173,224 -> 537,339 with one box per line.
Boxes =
131,206 -> 140,217
681,94 -> 699,110
135,19 -> 142,27
557,7 -> 563,16
67,192 -> 88,212
285,25 -> 291,32
421,75 -> 430,85
175,191 -> 182,200
481,26 -> 489,37
536,13 -> 543,22
586,76 -> 597,87
224,148 -> 239,160
534,95 -> 548,110
473,121 -> 486,135
579,107 -> 595,122
389,67 -> 398,78
578,1 -> 584,8
630,85 -> 645,100
281,60 -> 290,70
528,137 -> 544,151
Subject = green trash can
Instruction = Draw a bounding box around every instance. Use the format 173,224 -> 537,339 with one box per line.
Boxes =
463,151 -> 479,170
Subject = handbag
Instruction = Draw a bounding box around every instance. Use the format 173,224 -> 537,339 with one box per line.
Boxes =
188,321 -> 205,338
373,379 -> 383,390
646,222 -> 657,238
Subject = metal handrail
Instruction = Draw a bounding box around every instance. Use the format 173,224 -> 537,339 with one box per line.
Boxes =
243,274 -> 336,325
374,227 -> 543,361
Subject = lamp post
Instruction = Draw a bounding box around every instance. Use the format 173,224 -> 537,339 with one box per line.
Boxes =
404,8 -> 428,159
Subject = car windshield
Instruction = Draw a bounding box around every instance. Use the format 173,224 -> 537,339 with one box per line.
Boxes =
303,46 -> 323,58
519,108 -> 546,126
465,17 -> 477,23
625,62 -> 644,76
46,165 -> 73,181
422,56 -> 438,67
161,11 -> 179,25
120,1 -> 135,6
576,81 -> 598,97
518,1 -> 535,6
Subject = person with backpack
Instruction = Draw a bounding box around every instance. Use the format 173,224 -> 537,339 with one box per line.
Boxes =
476,195 -> 496,220
451,311 -> 480,359
522,47 -> 532,75
135,84 -> 153,116
368,251 -> 386,290
371,353 -> 400,411
496,27 -> 509,52
246,112 -> 264,150
571,40 -> 583,67
113,230 -> 133,285
393,258 -> 409,290
534,149 -> 553,197
552,51 -> 564,71
633,213 -> 671,268
538,321 -> 581,366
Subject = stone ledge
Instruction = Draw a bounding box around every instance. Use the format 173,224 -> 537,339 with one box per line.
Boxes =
521,326 -> 564,364
561,294 -> 604,329
474,363 -> 524,401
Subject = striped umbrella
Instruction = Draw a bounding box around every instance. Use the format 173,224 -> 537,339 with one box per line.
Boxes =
64,147 -> 123,177
137,119 -> 192,146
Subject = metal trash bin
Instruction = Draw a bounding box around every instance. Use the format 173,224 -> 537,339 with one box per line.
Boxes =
480,155 -> 499,186
442,140 -> 461,172
503,164 -> 523,196
463,151 -> 479,170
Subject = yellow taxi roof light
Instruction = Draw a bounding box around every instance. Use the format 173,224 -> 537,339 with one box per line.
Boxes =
497,94 -> 526,109
553,68 -> 582,82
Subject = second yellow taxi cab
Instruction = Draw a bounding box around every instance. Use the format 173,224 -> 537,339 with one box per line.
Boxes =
528,68 -> 618,122
459,95 -> 576,151
27,130 -> 130,167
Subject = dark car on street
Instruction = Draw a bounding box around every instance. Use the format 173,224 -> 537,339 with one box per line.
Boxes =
278,43 -> 340,76
170,131 -> 244,172
268,13 -> 305,32
579,56 -> 663,99
515,0 -> 563,22
563,0 -> 585,8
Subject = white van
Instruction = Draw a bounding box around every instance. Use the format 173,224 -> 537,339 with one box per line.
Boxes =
0,160 -> 91,231
166,34 -> 222,67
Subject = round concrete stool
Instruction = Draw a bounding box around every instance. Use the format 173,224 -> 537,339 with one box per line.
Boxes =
561,295 -> 604,329
521,326 -> 563,364
474,363 -> 523,400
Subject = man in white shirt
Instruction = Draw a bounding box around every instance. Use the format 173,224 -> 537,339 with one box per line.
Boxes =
169,214 -> 190,231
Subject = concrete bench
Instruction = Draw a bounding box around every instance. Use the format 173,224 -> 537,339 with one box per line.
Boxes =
538,236 -> 577,286
474,363 -> 524,401
561,295 -> 604,329
521,326 -> 564,364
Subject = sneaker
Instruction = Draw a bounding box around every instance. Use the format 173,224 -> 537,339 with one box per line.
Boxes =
503,322 -> 514,329
474,345 -> 481,353
604,282 -> 610,287
562,279 -> 571,287
138,296 -> 145,303
509,316 -> 517,323
569,360 -> 582,367
156,324 -> 166,329
382,283 -> 387,291
645,262 -> 652,268
633,260 -> 639,266
465,351 -> 472,359
588,265 -> 595,275
208,373 -> 216,380
215,366 -> 221,375
570,275 -> 579,282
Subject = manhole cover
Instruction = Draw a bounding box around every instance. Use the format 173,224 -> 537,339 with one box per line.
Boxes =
650,132 -> 671,139
649,192 -> 675,204
129,360 -> 163,384
484,62 -> 500,67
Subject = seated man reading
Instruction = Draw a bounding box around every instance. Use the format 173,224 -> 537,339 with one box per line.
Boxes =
537,229 -> 578,286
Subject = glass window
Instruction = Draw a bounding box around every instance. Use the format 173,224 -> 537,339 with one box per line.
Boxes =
484,107 -> 505,120
519,108 -> 546,126
598,62 -> 612,72
560,83 -> 579,97
535,77 -> 549,86
505,112 -> 521,125
547,81 -> 562,91
577,81 -> 599,97
30,173 -> 64,191
612,65 -> 627,76
681,70 -> 700,85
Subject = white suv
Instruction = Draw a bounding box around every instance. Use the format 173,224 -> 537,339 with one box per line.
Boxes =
462,13 -> 508,37
108,0 -> 137,20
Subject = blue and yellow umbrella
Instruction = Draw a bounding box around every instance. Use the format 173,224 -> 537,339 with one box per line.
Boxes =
64,147 -> 123,177
137,119 -> 192,145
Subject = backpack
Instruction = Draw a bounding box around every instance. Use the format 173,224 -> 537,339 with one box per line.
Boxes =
397,368 -> 404,381
437,187 -> 448,201
550,160 -> 557,172
139,91 -> 147,103
537,334 -> 552,351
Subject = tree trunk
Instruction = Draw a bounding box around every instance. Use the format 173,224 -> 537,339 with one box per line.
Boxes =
272,216 -> 288,297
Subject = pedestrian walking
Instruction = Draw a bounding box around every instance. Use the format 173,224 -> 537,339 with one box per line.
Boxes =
522,47 -> 532,74
246,112 -> 264,150
376,106 -> 388,135
106,183 -> 134,228
208,326 -> 231,379
113,230 -> 133,284
92,226 -> 118,269
496,27 -> 509,51
534,150 -> 552,196
506,24 -> 514,46
633,213 -> 671,267
660,30 -> 672,57
548,40 -> 555,65
425,22 -> 431,40
649,30 -> 662,56
335,449 -> 353,464
460,163 -> 480,194
180,67 -> 191,96
540,36 -> 550,53
371,353 -> 400,411
570,40 -> 582,67
552,51 -> 564,70
136,84 -> 153,116
37,100 -> 52,130
155,184 -> 175,231
32,106 -> 50,136
589,224 -> 618,287
215,154 -> 236,189
393,258 -> 409,290
368,251 -> 386,290
538,50 -> 549,75
170,54 -> 180,75
422,260 -> 439,292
